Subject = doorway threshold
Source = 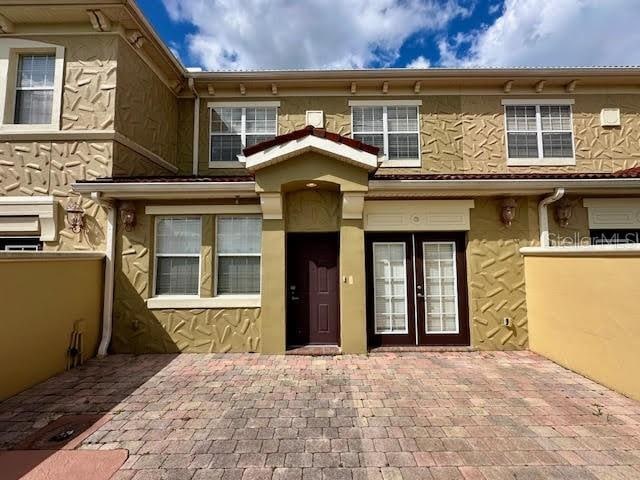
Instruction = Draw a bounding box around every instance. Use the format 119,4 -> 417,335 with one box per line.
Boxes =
285,345 -> 341,356
369,345 -> 477,353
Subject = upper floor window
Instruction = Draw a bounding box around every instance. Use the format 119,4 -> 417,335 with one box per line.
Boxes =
350,100 -> 421,167
0,39 -> 64,132
503,100 -> 575,166
15,54 -> 56,125
209,102 -> 279,167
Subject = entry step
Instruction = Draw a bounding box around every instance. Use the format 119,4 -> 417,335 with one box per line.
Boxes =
369,346 -> 477,353
286,345 -> 342,356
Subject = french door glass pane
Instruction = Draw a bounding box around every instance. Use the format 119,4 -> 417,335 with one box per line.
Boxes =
372,242 -> 408,334
423,242 -> 459,334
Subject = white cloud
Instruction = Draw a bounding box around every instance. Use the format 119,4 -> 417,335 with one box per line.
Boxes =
440,0 -> 640,67
406,56 -> 431,69
162,0 -> 472,70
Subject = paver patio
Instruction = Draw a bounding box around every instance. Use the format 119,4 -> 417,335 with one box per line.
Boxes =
1,351 -> 640,480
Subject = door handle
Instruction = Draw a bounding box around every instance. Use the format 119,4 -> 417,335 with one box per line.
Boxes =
416,292 -> 424,299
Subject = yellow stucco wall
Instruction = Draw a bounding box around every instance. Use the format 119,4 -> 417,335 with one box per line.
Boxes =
467,197 -> 538,350
114,38 -> 179,167
0,256 -> 103,400
525,254 -> 640,401
111,202 -> 261,354
194,94 -> 640,176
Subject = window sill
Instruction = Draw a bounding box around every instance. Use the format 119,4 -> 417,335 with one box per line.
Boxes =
0,124 -> 59,133
146,295 -> 261,309
378,159 -> 421,168
208,161 -> 246,169
507,157 -> 576,167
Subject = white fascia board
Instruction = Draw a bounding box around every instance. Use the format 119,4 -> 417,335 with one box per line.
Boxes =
501,99 -> 575,105
348,99 -> 422,106
207,101 -> 280,108
244,135 -> 378,171
368,178 -> 640,193
520,245 -> 640,257
72,181 -> 258,199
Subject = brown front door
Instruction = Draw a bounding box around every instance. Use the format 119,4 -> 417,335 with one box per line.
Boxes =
287,233 -> 340,346
366,232 -> 470,347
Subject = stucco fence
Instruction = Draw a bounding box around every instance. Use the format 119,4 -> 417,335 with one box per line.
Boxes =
522,247 -> 640,402
0,253 -> 104,400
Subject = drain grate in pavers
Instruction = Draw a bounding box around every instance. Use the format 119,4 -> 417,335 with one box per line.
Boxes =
15,414 -> 109,451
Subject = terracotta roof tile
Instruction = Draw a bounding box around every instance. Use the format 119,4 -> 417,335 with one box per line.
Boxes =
371,168 -> 640,181
243,125 -> 380,157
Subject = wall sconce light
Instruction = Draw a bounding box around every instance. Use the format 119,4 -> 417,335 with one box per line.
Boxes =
119,201 -> 137,231
66,200 -> 85,233
501,198 -> 518,227
555,198 -> 573,228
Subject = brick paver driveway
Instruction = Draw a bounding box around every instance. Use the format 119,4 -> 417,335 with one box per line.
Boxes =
1,352 -> 640,480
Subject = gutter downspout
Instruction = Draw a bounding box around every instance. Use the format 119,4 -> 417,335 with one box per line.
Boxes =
538,188 -> 565,247
97,198 -> 116,357
188,78 -> 199,176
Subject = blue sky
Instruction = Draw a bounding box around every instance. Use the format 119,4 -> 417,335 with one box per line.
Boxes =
137,0 -> 640,71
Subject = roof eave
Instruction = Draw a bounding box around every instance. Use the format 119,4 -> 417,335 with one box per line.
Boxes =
72,181 -> 258,200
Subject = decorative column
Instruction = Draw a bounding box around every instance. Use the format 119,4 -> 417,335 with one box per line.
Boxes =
259,193 -> 286,354
339,192 -> 367,354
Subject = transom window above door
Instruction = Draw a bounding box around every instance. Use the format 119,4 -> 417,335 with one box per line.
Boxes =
209,102 -> 279,167
502,99 -> 575,166
349,100 -> 422,167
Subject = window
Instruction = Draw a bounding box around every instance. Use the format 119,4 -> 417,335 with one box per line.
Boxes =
0,237 -> 42,251
216,216 -> 261,295
590,230 -> 640,245
209,104 -> 278,165
0,39 -> 64,131
352,104 -> 420,166
154,217 -> 201,296
14,54 -> 55,125
504,101 -> 575,165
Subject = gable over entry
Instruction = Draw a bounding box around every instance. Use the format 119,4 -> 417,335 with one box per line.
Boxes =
243,125 -> 380,173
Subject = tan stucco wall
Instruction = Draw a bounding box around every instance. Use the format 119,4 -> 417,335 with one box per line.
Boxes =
0,257 -> 103,400
285,189 -> 340,232
525,254 -> 640,401
195,94 -> 640,176
467,197 -> 538,350
114,38 -> 178,167
111,202 -> 261,354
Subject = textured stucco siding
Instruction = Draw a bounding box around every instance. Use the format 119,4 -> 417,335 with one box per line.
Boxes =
111,202 -> 261,354
467,197 -> 539,350
114,38 -> 178,166
194,94 -> 640,176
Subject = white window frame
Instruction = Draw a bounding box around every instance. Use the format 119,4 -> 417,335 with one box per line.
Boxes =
208,101 -> 280,168
422,241 -> 460,335
349,99 -> 422,168
153,216 -> 202,298
372,241 -> 409,335
502,99 -> 576,166
0,39 -> 65,132
214,215 -> 262,297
